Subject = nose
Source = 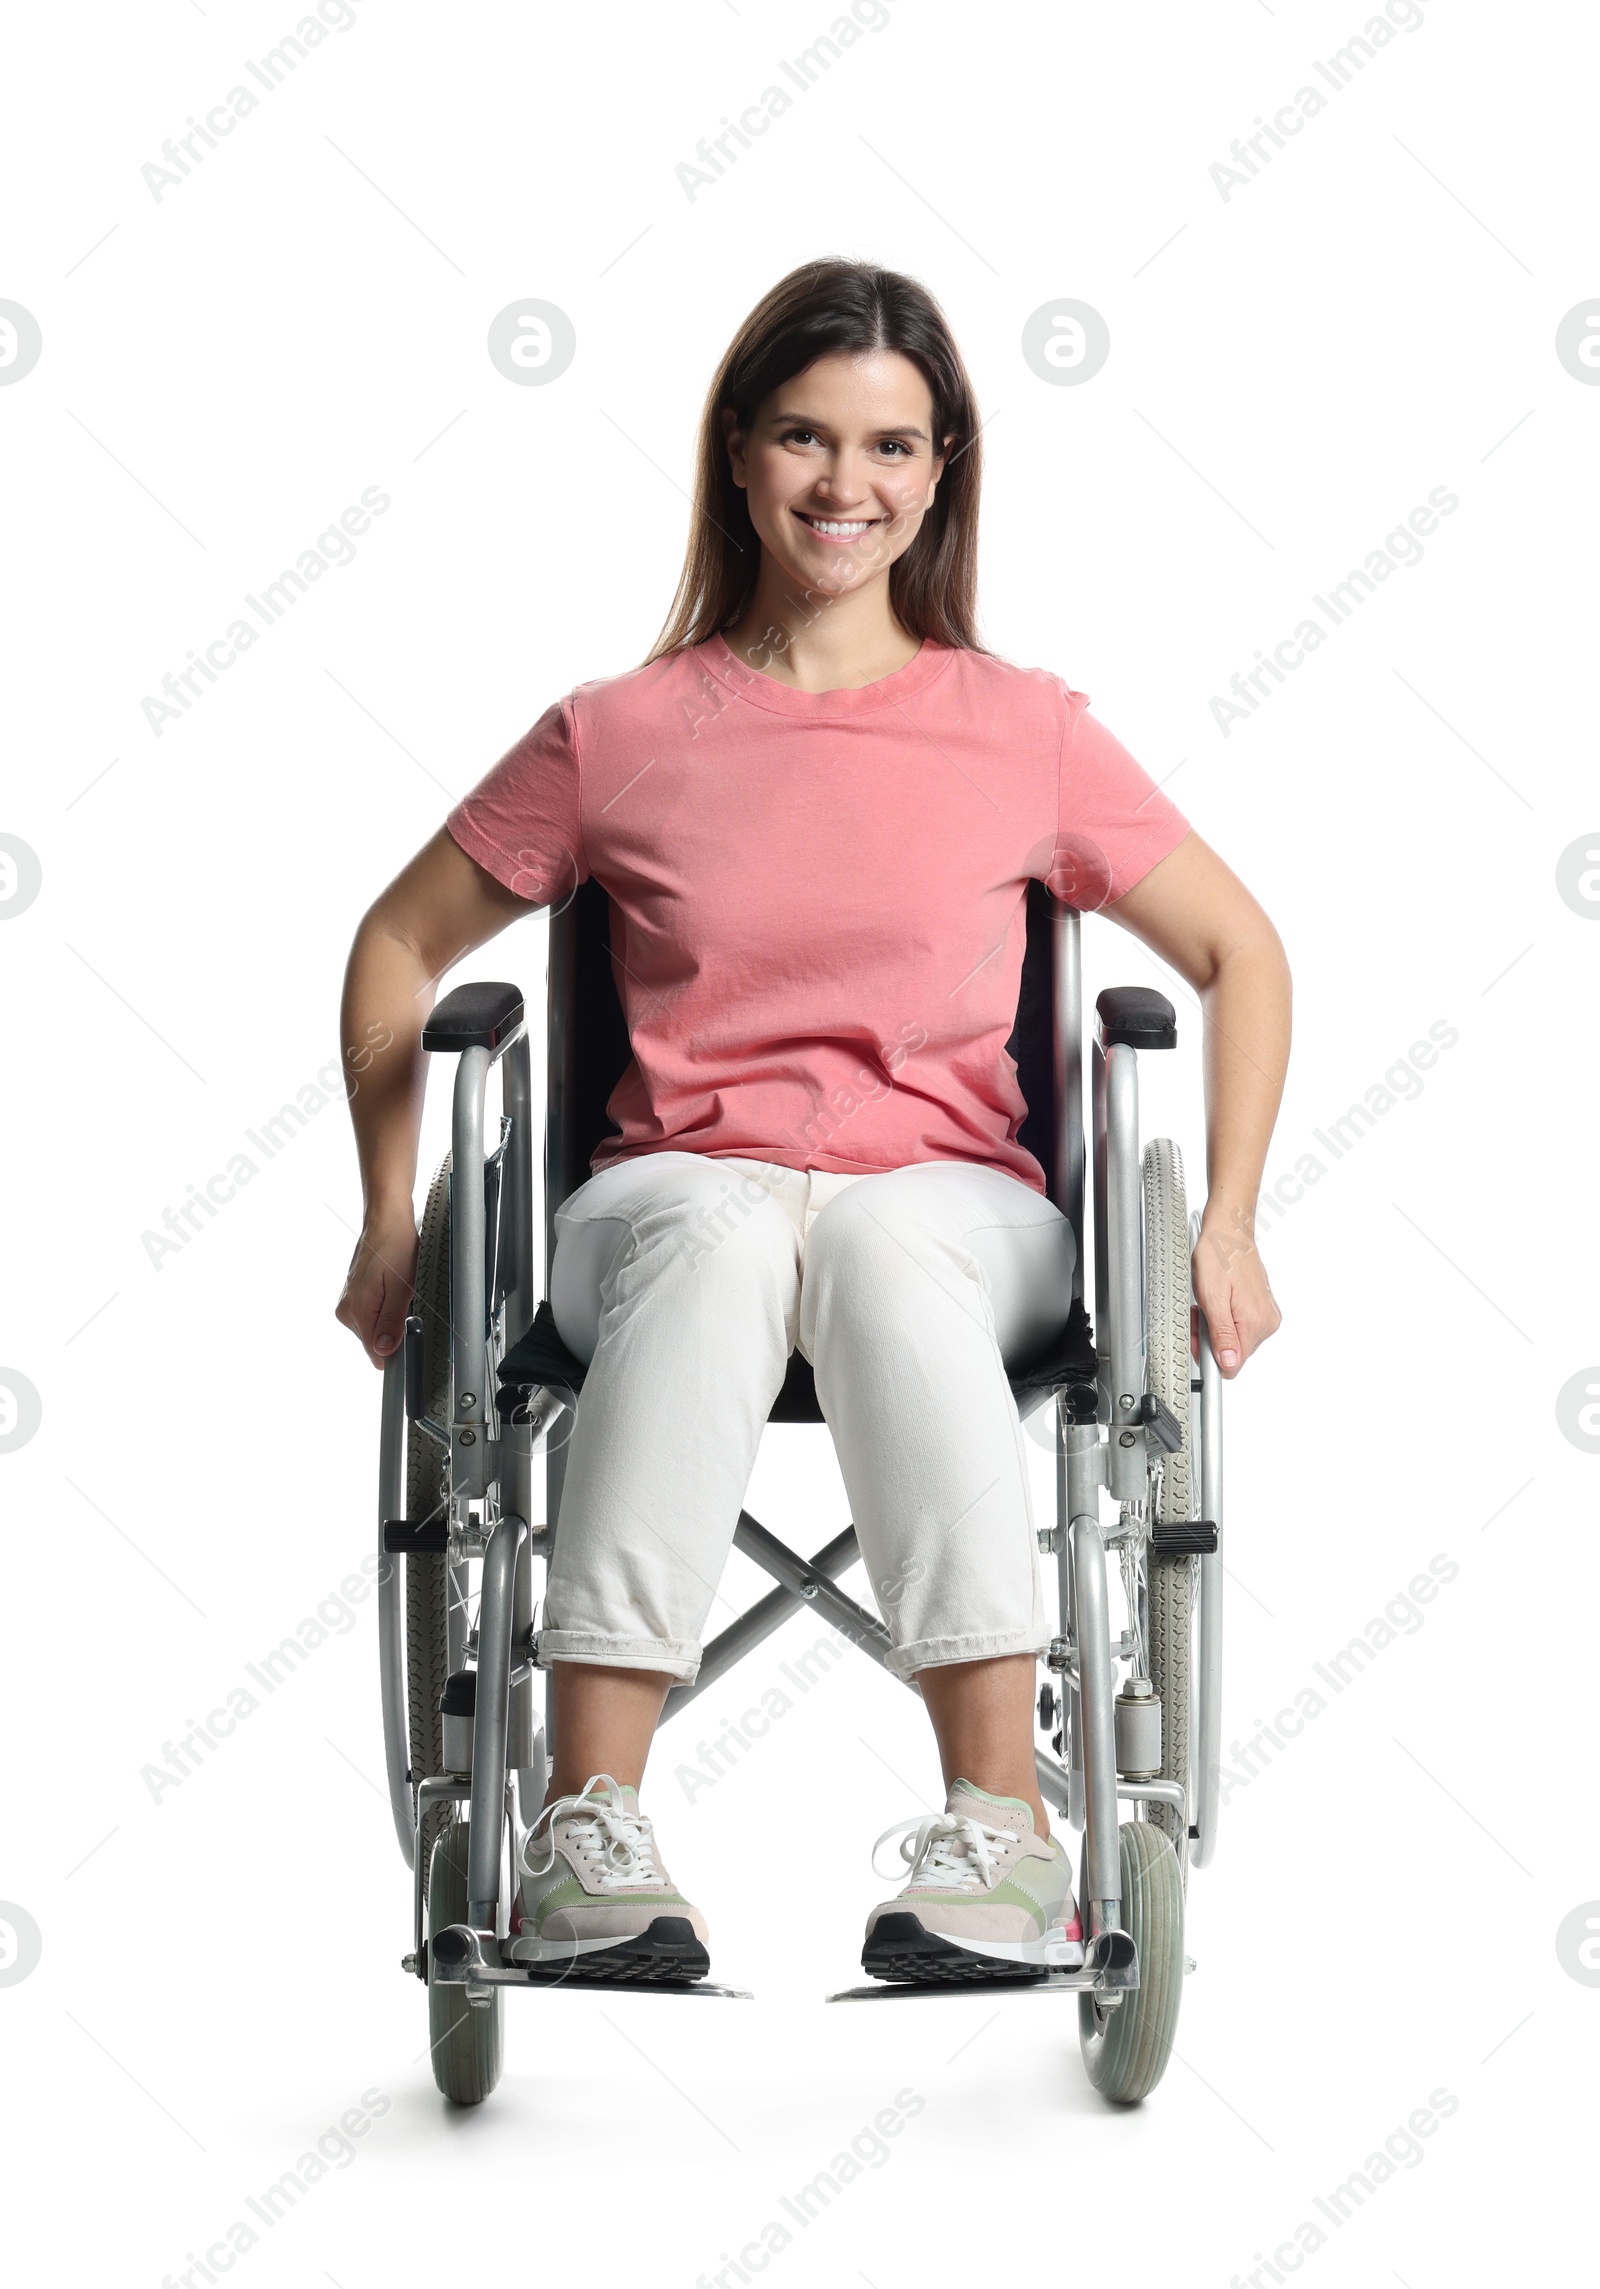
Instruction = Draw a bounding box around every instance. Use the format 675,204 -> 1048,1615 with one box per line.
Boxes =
811,447 -> 875,506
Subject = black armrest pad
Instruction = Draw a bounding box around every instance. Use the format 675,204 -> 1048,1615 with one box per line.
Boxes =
1095,987 -> 1176,1051
422,981 -> 525,1053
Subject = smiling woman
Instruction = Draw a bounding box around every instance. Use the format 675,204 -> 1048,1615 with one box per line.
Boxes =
647,259 -> 983,681
336,254 -> 1292,1994
716,353 -> 952,680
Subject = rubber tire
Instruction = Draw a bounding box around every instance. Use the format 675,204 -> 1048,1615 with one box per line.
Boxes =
426,1820 -> 503,2106
1142,1138 -> 1196,1857
406,1154 -> 453,1874
1078,1820 -> 1184,2103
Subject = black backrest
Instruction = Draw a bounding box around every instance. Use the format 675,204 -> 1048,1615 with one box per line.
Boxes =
1009,876 -> 1059,1212
545,877 -> 1062,1269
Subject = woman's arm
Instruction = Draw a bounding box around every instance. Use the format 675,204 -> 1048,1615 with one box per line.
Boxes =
1095,829 -> 1291,1379
334,827 -> 536,1366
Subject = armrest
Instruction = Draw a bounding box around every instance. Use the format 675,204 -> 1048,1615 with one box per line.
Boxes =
422,980 -> 525,1053
1094,986 -> 1176,1051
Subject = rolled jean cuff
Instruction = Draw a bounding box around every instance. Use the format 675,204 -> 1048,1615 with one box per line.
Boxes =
888,1628 -> 1052,1681
534,1627 -> 700,1683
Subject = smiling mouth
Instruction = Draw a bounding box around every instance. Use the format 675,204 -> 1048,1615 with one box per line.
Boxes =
794,511 -> 882,542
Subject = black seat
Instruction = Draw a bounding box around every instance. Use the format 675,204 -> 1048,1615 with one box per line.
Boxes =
499,876 -> 1097,1427
497,1291 -> 1097,1426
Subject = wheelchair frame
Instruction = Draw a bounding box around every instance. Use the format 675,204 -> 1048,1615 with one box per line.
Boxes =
375,888 -> 1226,2031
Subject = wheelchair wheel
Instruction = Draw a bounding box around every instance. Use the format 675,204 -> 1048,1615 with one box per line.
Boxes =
1142,1138 -> 1195,1859
426,1818 -> 503,2106
1078,1820 -> 1184,2102
407,1152 -> 453,1872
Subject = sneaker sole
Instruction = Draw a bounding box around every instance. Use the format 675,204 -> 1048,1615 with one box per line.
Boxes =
507,1915 -> 710,1985
862,1912 -> 1085,1986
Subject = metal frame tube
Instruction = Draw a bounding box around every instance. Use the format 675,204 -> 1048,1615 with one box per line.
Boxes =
501,1418 -> 546,1792
545,904 -> 575,1290
1056,1416 -> 1102,1835
542,905 -> 578,1777
1192,1237 -> 1226,1869
501,1031 -> 535,1347
661,1526 -> 862,1719
1047,898 -> 1089,1824
377,1351 -> 414,1867
732,1514 -> 893,1667
1070,1509 -> 1123,1934
1035,1750 -> 1070,1814
467,1511 -> 530,1927
449,1047 -> 491,1503
1053,902 -> 1085,1301
1099,1039 -> 1145,1501
542,1436 -> 569,1769
507,1521 -> 536,1779
447,1557 -> 469,1674
1056,1418 -> 1086,1833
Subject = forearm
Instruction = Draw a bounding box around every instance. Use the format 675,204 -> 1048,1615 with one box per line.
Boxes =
1197,931 -> 1292,1239
339,912 -> 439,1222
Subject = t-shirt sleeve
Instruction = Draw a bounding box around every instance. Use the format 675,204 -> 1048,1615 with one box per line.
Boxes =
444,695 -> 588,907
1047,681 -> 1191,911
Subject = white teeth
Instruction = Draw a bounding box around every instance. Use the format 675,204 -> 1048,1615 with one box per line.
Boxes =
802,515 -> 872,536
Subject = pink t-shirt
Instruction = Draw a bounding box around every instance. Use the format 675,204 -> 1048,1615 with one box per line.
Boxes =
445,634 -> 1190,1195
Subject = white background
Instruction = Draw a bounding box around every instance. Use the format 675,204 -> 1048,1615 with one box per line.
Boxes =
1,0 -> 1595,2281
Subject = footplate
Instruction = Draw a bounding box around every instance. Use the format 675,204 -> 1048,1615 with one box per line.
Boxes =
426,1923 -> 753,1999
827,1926 -> 1138,2003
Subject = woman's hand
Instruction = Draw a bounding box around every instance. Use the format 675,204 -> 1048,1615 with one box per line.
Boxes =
1099,836 -> 1291,1386
335,828 -> 535,1372
1189,1211 -> 1281,1379
335,1206 -> 420,1369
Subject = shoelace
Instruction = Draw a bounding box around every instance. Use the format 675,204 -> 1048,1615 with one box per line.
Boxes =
871,1811 -> 1017,1892
520,1771 -> 666,1891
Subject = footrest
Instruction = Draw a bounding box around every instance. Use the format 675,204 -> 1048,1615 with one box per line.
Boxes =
826,1975 -> 1089,2001
427,1924 -> 751,1998
831,1922 -> 1139,2002
1150,1519 -> 1219,1553
827,1967 -> 1131,2003
488,1969 -> 752,1998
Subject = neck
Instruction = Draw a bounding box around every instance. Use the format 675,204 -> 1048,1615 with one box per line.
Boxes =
721,565 -> 921,692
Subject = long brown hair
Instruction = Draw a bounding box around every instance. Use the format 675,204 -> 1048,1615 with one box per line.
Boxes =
643,257 -> 987,665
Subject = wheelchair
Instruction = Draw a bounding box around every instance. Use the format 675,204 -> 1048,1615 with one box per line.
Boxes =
374,876 -> 1227,2107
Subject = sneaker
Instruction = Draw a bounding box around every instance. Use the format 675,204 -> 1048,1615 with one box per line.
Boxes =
862,1778 -> 1085,1984
506,1772 -> 710,1983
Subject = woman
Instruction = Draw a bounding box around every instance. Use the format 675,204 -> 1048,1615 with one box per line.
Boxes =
335,258 -> 1289,1986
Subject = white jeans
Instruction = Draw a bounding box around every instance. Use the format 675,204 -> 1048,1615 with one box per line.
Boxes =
541,1152 -> 1075,1682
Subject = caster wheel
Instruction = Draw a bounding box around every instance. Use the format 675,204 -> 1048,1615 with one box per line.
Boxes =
1078,1820 -> 1184,2103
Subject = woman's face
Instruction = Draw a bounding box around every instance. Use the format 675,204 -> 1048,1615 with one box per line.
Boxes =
724,350 -> 950,600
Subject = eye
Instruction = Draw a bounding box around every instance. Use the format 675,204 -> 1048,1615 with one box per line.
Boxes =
877,439 -> 913,458
781,426 -> 819,446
